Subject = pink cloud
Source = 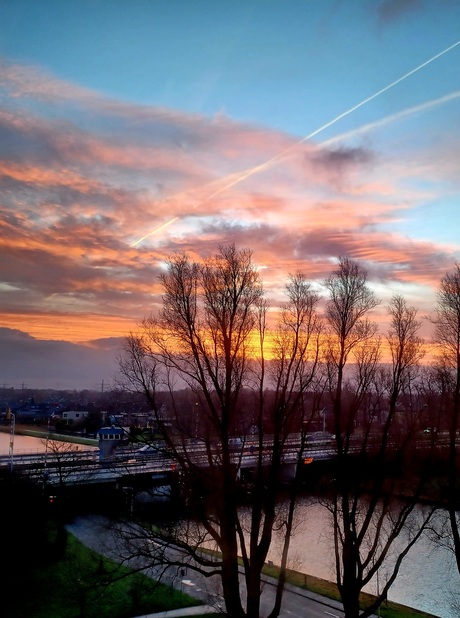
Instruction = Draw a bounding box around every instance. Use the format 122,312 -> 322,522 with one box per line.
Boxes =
0,57 -> 459,349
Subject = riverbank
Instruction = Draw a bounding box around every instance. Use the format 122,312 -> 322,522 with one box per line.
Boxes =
68,514 -> 437,618
0,425 -> 443,616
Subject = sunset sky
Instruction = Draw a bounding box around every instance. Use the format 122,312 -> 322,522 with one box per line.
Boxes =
1,0 -> 460,390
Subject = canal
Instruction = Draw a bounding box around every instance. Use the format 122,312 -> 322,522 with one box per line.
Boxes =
0,431 -> 458,616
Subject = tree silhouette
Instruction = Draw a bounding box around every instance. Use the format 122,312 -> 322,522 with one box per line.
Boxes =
431,263 -> 460,576
117,245 -> 323,618
322,258 -> 435,618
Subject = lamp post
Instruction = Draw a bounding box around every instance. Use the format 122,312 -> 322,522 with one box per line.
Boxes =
321,408 -> 326,432
43,415 -> 51,468
42,415 -> 51,490
9,412 -> 15,472
123,486 -> 134,517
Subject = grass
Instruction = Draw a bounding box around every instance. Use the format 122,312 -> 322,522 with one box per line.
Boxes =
6,525 -> 203,618
5,517 -> 441,618
197,546 -> 437,618
262,564 -> 438,618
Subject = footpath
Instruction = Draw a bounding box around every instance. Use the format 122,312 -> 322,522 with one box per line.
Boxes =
133,579 -> 347,617
133,607 -> 218,617
65,514 -> 394,618
134,607 -> 218,617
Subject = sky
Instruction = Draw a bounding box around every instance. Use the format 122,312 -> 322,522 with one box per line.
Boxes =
1,0 -> 460,390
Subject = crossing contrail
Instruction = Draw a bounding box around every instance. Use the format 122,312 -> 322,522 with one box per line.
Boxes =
130,90 -> 460,247
131,40 -> 460,247
204,39 -> 460,200
319,90 -> 460,148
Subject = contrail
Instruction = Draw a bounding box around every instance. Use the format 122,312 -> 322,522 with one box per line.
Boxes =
132,90 -> 460,247
131,40 -> 460,246
130,217 -> 178,247
205,39 -> 460,200
296,40 -> 460,142
319,90 -> 460,148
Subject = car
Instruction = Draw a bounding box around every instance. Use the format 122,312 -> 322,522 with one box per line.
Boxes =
307,431 -> 335,444
229,437 -> 243,447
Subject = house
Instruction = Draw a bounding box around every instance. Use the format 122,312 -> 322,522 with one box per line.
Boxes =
62,410 -> 88,424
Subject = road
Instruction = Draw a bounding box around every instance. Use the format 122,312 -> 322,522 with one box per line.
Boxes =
66,514 -> 346,618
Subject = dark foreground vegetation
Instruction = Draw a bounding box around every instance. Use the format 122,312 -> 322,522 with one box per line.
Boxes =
0,473 -> 204,618
10,530 -> 202,618
12,533 -> 435,618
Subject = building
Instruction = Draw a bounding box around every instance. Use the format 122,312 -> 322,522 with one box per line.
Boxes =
97,425 -> 128,461
62,410 -> 88,424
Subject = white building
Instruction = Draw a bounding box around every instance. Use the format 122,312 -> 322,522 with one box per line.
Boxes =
61,410 -> 88,424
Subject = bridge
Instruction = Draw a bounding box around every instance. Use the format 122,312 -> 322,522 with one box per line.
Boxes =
0,431 -> 447,495
0,433 -> 338,489
0,447 -> 174,487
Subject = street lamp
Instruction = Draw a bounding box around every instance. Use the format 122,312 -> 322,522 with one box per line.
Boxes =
43,415 -> 51,469
123,486 -> 134,517
42,415 -> 51,490
9,412 -> 15,472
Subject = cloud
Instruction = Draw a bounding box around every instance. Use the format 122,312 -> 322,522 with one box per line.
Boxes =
309,146 -> 375,189
0,55 -> 459,367
377,0 -> 423,24
0,328 -> 122,390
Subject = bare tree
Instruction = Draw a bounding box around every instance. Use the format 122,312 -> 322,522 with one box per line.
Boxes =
117,246 -> 323,618
322,258 -> 434,618
431,263 -> 460,575
36,440 -> 99,555
385,295 -> 426,445
323,256 -> 380,449
259,272 -> 323,617
117,333 -> 160,411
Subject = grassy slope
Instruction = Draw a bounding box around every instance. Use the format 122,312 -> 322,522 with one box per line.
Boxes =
263,564 -> 438,618
7,528 -> 202,618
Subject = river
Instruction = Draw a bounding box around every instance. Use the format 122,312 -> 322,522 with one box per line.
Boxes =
267,497 -> 458,617
0,428 -> 96,456
1,432 -> 458,617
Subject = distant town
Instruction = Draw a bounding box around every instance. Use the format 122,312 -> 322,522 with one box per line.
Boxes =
0,385 -> 155,435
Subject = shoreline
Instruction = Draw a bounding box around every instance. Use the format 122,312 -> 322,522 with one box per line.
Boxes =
0,423 -> 442,617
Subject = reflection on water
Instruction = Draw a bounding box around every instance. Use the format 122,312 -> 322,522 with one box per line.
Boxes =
0,430 -> 97,455
270,497 -> 458,618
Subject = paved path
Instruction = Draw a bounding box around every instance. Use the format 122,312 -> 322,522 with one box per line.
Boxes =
132,580 -> 348,618
67,514 -> 348,618
134,607 -> 218,617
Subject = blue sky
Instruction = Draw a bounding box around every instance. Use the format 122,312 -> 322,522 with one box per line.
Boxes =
0,0 -> 459,388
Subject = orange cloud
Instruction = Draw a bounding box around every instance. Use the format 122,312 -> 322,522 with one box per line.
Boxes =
0,311 -> 136,343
